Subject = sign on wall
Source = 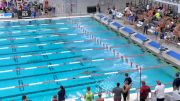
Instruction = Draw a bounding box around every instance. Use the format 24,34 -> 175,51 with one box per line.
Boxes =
18,10 -> 31,19
0,13 -> 12,18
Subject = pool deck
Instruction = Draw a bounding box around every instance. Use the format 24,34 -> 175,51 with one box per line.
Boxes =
93,13 -> 180,68
64,87 -> 174,101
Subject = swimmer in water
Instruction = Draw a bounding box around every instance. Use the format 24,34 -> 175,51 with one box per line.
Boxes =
81,70 -> 97,75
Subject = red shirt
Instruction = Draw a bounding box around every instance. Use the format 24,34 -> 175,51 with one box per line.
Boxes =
45,0 -> 48,9
140,85 -> 151,99
52,99 -> 57,101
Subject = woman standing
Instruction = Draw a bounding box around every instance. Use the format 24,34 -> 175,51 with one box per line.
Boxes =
44,0 -> 48,15
58,86 -> 66,101
84,87 -> 94,101
122,81 -> 131,101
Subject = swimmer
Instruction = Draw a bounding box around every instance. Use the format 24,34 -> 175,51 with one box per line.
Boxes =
81,71 -> 91,75
81,70 -> 97,75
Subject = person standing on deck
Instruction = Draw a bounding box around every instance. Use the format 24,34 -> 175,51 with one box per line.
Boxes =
140,81 -> 151,101
154,81 -> 165,101
124,73 -> 132,100
84,87 -> 94,101
173,73 -> 180,90
122,81 -> 131,101
124,73 -> 132,85
112,82 -> 123,101
44,0 -> 49,15
58,86 -> 66,101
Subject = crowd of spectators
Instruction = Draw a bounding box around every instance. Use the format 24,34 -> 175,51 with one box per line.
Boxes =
108,2 -> 180,46
123,3 -> 180,45
0,0 -> 55,18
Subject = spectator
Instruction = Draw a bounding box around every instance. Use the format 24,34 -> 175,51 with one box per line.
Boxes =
124,73 -> 132,85
31,7 -> 36,18
107,8 -> 112,15
155,81 -> 165,101
154,10 -> 161,20
96,3 -> 100,13
140,81 -> 151,101
173,73 -> 180,90
112,6 -> 117,20
143,18 -> 149,35
44,0 -> 49,10
52,95 -> 58,101
146,4 -> 149,11
124,5 -> 131,17
128,9 -> 134,25
112,82 -> 123,101
58,86 -> 66,101
122,81 -> 131,101
159,31 -> 165,46
84,87 -> 94,101
39,3 -> 44,15
172,86 -> 180,101
22,95 -> 27,101
154,25 -> 161,40
173,24 -> 180,42
44,0 -> 48,15
96,93 -> 104,101
124,73 -> 132,100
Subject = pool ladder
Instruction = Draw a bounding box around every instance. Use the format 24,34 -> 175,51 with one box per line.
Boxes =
13,56 -> 19,63
53,74 -> 61,85
18,79 -> 24,91
16,67 -> 21,75
48,62 -> 54,71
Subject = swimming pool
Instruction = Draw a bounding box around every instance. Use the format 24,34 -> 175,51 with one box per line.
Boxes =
0,17 -> 178,100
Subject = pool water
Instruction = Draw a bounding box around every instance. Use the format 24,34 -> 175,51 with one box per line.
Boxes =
0,17 -> 177,101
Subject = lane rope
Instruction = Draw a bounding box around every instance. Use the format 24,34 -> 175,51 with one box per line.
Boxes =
0,64 -> 169,91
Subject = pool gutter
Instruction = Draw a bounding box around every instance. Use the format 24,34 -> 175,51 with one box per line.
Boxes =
0,15 -> 91,22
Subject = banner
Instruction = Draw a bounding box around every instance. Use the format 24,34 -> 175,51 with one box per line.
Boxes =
18,10 -> 31,19
0,13 -> 12,18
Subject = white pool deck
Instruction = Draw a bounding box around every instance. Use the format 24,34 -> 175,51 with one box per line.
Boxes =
64,87 -> 174,101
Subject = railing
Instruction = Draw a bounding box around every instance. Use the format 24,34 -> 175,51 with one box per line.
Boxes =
154,0 -> 180,5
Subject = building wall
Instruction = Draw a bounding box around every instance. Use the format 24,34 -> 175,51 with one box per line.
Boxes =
51,0 -> 133,16
0,0 -> 145,15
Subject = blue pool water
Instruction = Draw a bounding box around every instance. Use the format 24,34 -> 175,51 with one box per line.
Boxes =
0,17 -> 178,100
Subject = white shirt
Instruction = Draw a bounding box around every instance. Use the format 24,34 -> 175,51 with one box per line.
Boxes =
124,7 -> 129,12
112,9 -> 117,15
172,90 -> 180,100
124,7 -> 131,14
146,5 -> 149,10
155,84 -> 165,98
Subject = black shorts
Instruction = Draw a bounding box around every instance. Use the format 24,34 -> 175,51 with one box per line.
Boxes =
157,98 -> 164,101
45,9 -> 48,13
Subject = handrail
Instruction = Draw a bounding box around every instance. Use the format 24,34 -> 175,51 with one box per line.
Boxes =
154,0 -> 179,5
